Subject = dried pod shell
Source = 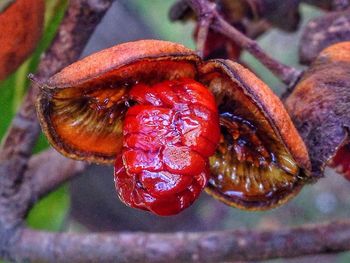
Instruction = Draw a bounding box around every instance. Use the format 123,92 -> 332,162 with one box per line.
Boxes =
285,41 -> 350,177
37,41 -> 200,163
36,40 -> 310,210
0,0 -> 44,80
200,60 -> 310,209
299,9 -> 350,65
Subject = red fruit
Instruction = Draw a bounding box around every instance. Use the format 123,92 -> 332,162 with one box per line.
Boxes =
114,78 -> 220,215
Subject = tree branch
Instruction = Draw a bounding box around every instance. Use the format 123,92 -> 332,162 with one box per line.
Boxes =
8,220 -> 350,262
25,149 -> 87,203
186,0 -> 302,86
193,1 -> 215,58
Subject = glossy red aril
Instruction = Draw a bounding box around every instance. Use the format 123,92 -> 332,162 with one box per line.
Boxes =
36,40 -> 310,214
114,78 -> 220,215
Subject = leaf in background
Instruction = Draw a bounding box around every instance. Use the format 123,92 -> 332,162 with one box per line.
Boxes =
0,75 -> 16,139
27,185 -> 70,231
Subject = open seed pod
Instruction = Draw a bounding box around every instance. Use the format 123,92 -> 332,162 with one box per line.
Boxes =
36,40 -> 310,211
285,42 -> 350,179
299,9 -> 350,65
0,0 -> 44,80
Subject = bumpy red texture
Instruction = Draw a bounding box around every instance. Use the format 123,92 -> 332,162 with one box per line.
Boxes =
114,78 -> 220,215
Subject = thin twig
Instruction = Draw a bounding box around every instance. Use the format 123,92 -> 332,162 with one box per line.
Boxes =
186,0 -> 302,86
8,220 -> 350,262
195,2 -> 215,57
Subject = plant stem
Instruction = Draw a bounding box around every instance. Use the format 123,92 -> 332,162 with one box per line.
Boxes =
186,0 -> 302,86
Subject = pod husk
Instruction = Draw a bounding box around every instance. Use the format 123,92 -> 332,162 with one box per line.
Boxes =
200,60 -> 310,209
0,0 -> 44,80
37,40 -> 201,163
286,41 -> 350,177
37,39 -> 310,209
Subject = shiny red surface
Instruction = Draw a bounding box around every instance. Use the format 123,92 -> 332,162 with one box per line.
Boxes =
114,78 -> 220,215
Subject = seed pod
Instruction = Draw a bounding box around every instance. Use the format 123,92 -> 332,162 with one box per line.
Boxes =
0,0 -> 44,80
285,41 -> 350,178
299,9 -> 350,65
36,40 -> 310,212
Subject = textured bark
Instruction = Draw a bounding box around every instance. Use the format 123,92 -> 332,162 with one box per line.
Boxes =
9,221 -> 350,263
25,149 -> 86,202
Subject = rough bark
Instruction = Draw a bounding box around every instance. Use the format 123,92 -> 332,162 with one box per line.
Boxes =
9,221 -> 350,263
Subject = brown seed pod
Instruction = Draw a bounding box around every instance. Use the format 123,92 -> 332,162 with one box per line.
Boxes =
299,9 -> 350,65
0,0 -> 44,80
285,41 -> 350,178
36,40 -> 310,210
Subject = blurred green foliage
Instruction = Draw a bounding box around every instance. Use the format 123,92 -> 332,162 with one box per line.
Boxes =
27,185 -> 70,230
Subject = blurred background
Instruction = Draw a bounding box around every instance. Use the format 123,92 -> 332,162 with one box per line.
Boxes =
0,1 -> 349,262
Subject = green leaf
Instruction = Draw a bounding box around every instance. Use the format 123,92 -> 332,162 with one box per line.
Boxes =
0,75 -> 16,141
26,185 -> 70,231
